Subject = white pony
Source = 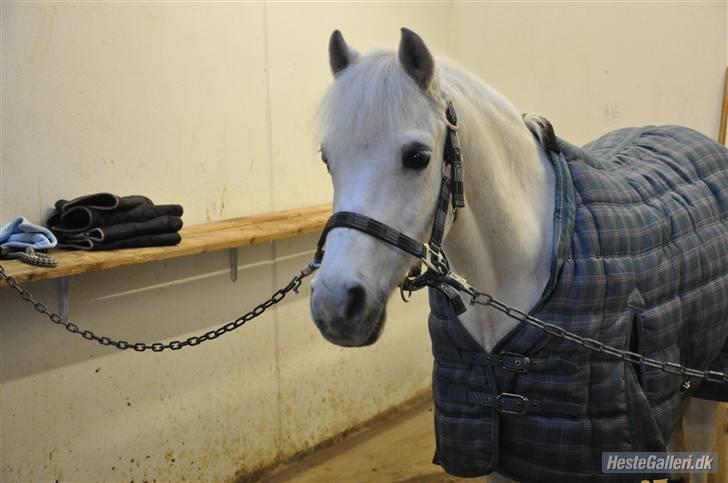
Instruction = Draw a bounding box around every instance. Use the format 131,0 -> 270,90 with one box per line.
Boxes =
309,28 -> 720,483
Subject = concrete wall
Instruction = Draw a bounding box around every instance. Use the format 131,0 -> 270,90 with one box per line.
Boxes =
1,2 -> 725,481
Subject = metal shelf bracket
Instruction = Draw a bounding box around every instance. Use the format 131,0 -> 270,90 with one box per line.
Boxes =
229,248 -> 239,282
56,277 -> 70,321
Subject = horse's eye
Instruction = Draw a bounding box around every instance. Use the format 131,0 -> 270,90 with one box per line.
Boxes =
402,145 -> 431,170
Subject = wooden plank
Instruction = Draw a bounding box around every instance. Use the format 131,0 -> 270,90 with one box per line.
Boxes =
0,204 -> 331,287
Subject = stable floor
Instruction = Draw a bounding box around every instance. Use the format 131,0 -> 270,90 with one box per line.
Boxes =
260,399 -> 680,483
263,399 -> 483,482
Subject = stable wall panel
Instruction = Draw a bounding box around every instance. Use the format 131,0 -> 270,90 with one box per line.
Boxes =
264,1 -> 454,211
0,244 -> 284,481
271,234 -> 432,458
451,2 -> 727,145
1,3 -> 270,226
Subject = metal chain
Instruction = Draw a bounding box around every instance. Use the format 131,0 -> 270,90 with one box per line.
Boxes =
2,256 -> 728,385
443,274 -> 728,385
0,261 -> 318,352
1,246 -> 58,267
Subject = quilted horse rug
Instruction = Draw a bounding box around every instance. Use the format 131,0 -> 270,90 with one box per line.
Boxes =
429,123 -> 728,482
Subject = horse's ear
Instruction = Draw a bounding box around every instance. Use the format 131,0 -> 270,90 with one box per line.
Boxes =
398,28 -> 434,90
329,30 -> 358,77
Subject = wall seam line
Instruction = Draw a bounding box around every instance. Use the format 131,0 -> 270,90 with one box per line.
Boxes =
261,0 -> 284,462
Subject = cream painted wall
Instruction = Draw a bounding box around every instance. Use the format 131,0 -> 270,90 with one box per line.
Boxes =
1,2 -> 726,482
0,2 -> 449,482
451,2 -> 727,145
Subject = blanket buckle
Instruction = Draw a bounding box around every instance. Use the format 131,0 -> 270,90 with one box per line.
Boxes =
496,393 -> 529,415
500,352 -> 531,373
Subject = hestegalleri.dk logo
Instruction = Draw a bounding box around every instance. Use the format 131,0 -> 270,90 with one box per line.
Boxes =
602,452 -> 717,474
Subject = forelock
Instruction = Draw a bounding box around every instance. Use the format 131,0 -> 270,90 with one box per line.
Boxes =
318,49 -> 440,150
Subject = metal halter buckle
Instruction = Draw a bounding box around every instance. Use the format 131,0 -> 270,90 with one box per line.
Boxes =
496,393 -> 529,415
422,243 -> 449,276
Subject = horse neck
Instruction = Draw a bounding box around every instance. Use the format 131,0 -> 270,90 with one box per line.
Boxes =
439,70 -> 556,351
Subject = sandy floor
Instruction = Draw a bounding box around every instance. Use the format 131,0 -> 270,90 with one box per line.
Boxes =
262,399 -> 483,482
260,397 -> 688,483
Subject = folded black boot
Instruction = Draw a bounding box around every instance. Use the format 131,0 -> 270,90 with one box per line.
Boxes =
53,193 -> 153,213
54,193 -> 119,212
62,215 -> 183,244
60,232 -> 182,251
48,198 -> 181,234
47,193 -> 184,250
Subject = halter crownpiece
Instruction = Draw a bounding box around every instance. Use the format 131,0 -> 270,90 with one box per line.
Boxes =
314,100 -> 467,313
444,101 -> 465,210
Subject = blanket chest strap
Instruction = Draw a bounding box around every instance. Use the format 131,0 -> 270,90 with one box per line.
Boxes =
442,383 -> 583,416
438,349 -> 577,373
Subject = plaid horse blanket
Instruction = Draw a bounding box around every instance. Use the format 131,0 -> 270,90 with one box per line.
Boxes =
429,123 -> 728,482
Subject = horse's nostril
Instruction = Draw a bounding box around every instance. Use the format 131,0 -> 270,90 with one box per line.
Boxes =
345,285 -> 367,319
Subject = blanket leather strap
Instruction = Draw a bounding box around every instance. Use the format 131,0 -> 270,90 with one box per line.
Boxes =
443,384 -> 583,416
437,349 -> 578,373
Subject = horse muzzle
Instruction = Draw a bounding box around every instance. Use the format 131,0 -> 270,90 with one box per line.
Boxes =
310,277 -> 387,347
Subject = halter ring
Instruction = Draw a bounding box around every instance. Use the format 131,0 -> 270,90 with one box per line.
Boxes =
400,284 -> 413,303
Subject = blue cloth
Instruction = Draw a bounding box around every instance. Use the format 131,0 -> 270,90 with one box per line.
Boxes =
430,123 -> 728,482
0,217 -> 57,250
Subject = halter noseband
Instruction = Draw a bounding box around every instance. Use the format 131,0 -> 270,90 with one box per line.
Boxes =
314,100 -> 467,314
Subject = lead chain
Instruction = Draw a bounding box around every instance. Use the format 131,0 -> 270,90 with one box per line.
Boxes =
3,259 -> 728,385
0,261 -> 318,352
449,276 -> 728,385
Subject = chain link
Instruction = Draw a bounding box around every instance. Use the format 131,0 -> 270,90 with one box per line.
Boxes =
0,261 -> 318,352
448,276 -> 728,385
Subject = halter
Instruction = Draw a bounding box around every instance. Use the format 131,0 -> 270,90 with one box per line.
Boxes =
313,100 -> 468,314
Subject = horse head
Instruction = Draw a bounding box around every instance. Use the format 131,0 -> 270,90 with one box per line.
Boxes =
310,29 -> 452,347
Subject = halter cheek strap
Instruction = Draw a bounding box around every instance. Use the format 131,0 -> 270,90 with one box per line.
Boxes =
445,101 -> 465,210
314,100 -> 467,314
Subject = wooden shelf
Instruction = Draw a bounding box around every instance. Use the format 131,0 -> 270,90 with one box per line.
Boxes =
0,204 -> 331,287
